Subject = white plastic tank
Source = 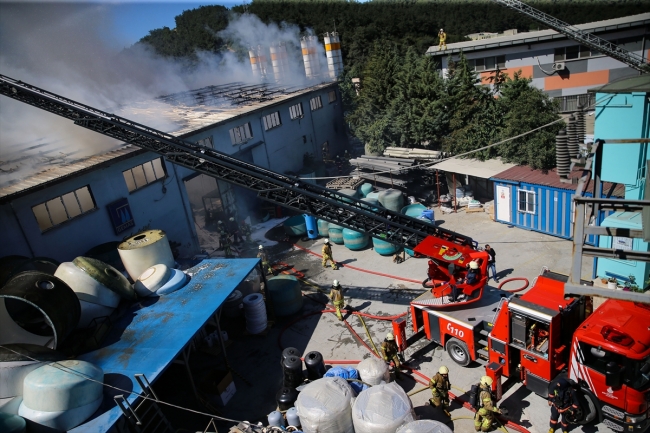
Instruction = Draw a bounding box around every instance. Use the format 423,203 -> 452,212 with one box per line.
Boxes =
19,360 -> 103,431
295,377 -> 354,433
134,264 -> 172,297
357,357 -> 390,385
242,293 -> 267,334
118,230 -> 175,281
397,420 -> 454,433
351,382 -> 415,433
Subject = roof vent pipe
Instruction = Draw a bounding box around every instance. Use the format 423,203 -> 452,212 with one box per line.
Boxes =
301,36 -> 321,79
249,47 -> 261,81
324,32 -> 343,80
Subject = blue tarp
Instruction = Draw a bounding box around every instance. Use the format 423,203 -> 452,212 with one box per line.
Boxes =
324,366 -> 368,394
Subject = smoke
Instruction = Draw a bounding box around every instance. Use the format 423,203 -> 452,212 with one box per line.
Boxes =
0,4 -> 331,188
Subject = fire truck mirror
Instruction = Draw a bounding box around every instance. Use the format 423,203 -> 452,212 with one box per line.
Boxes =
604,361 -> 624,388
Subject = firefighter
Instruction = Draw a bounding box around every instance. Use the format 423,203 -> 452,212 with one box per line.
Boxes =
257,245 -> 273,275
222,232 -> 234,258
548,378 -> 579,433
438,28 -> 447,51
328,279 -> 345,321
380,332 -> 401,379
217,221 -> 227,250
429,365 -> 451,416
228,217 -> 242,244
240,220 -> 252,243
474,376 -> 505,432
321,238 -> 338,269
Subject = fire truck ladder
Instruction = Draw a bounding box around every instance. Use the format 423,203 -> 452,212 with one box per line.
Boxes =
492,0 -> 650,73
0,74 -> 475,250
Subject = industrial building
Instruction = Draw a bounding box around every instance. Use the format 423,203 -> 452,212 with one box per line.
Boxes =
427,13 -> 650,112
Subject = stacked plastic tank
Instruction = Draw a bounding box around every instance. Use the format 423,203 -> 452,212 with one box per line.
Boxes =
327,223 -> 344,244
295,377 -> 354,433
317,219 -> 330,237
359,183 -> 374,198
266,275 -> 303,316
357,357 -> 390,385
352,382 -> 415,433
378,189 -> 404,212
397,420 -> 454,433
342,228 -> 369,250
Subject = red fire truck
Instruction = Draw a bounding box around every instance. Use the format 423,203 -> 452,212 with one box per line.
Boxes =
410,268 -> 650,432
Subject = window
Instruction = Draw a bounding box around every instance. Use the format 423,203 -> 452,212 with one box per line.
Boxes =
229,123 -> 253,145
309,96 -> 322,111
555,45 -> 592,61
123,158 -> 167,192
469,55 -> 505,72
262,111 -> 281,131
32,186 -> 96,231
289,103 -> 303,120
328,90 -> 337,103
517,189 -> 536,214
196,136 -> 213,148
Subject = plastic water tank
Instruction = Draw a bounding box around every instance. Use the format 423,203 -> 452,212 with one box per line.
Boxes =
53,261 -> 120,308
242,293 -> 267,334
316,219 -> 330,237
336,189 -> 358,203
351,382 -> 415,433
286,406 -> 301,428
400,203 -> 427,218
283,215 -> 307,236
282,356 -> 304,388
359,197 -> 380,211
276,387 -> 299,411
118,230 -> 175,281
397,420 -> 454,433
357,357 -> 390,385
303,215 -> 318,239
0,344 -> 65,399
378,189 -> 404,212
371,237 -> 397,256
304,351 -> 326,380
342,228 -> 369,251
156,269 -> 188,295
0,413 -> 26,433
295,377 -> 354,433
327,224 -> 344,244
133,264 -> 171,297
365,191 -> 379,201
268,410 -> 284,427
359,183 -> 373,198
267,275 -> 303,317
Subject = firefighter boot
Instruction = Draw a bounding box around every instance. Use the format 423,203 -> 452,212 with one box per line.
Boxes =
443,408 -> 451,417
548,429 -> 555,433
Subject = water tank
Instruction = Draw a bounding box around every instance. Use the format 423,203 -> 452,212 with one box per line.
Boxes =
317,219 -> 330,237
357,357 -> 390,385
359,183 -> 373,198
365,191 -> 379,201
118,230 -> 175,281
303,215 -> 318,239
304,351 -> 326,380
156,269 -> 188,295
342,228 -> 369,251
372,237 -> 397,256
359,197 -> 380,212
295,377 -> 354,433
267,275 -> 303,316
378,189 -> 404,212
268,410 -> 284,427
397,420 -> 454,433
286,406 -> 301,428
400,204 -> 427,218
276,387 -> 299,411
133,264 -> 171,298
283,215 -> 307,236
242,293 -> 267,334
327,224 -> 344,244
351,382 -> 415,433
282,355 -> 304,388
337,189 -> 358,203
0,344 -> 64,399
0,413 -> 26,433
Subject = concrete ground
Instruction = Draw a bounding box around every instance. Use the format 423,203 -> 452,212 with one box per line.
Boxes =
163,208 -> 605,433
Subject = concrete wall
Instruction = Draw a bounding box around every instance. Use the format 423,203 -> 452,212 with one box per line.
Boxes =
0,152 -> 200,262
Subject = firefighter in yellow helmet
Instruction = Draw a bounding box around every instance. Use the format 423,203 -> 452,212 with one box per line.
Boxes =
329,279 -> 345,321
380,332 -> 401,379
474,376 -> 505,432
322,238 -> 338,269
429,365 -> 451,416
438,28 -> 447,51
257,245 -> 273,275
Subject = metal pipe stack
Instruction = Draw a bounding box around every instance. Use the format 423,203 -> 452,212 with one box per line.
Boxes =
556,129 -> 570,178
567,114 -> 580,159
301,36 -> 321,79
324,32 -> 343,80
270,43 -> 290,84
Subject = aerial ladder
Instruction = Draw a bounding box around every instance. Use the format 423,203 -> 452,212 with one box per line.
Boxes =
491,0 -> 650,73
0,74 -> 475,252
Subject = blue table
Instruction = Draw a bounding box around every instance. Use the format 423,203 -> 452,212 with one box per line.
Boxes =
70,258 -> 260,432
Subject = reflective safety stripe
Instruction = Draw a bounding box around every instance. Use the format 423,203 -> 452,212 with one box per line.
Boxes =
325,43 -> 341,51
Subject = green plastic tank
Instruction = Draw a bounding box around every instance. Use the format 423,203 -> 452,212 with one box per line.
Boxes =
317,219 -> 330,237
328,223 -> 344,244
372,236 -> 398,256
359,183 -> 373,198
267,275 -> 303,316
283,215 -> 307,236
342,228 -> 369,251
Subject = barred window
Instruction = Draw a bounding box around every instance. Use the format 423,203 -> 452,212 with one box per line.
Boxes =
32,186 -> 96,231
328,90 -> 337,103
289,103 -> 303,120
309,96 -> 323,111
123,158 -> 167,192
229,123 -> 253,145
263,111 -> 282,131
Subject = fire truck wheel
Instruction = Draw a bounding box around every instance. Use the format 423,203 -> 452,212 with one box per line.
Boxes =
445,337 -> 471,367
575,389 -> 600,425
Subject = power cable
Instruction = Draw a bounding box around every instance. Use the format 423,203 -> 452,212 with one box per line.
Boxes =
0,345 -> 263,432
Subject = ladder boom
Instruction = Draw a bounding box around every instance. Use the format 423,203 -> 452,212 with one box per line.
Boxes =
0,74 -> 476,249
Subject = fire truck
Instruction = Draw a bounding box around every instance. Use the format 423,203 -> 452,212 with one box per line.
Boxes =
410,268 -> 650,432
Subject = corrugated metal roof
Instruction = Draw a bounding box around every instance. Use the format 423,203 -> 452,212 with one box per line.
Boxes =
426,13 -> 650,56
491,165 -> 625,197
429,157 -> 517,179
0,145 -> 144,203
589,75 -> 650,94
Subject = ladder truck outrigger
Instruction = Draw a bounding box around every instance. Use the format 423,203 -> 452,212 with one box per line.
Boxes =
1,75 -> 649,432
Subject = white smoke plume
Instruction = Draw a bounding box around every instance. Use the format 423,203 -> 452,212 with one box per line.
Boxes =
0,3 -> 331,187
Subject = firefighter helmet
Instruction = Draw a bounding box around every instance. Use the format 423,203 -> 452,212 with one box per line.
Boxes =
439,365 -> 449,374
480,376 -> 493,387
469,261 -> 479,270
333,280 -> 340,287
324,238 -> 330,244
258,245 -> 264,250
229,217 -> 234,221
386,333 -> 394,341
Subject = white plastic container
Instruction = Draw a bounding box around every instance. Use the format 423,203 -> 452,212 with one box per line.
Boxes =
242,293 -> 267,334
19,396 -> 102,431
295,377 -> 354,433
352,382 -> 415,433
134,264 -> 172,297
357,357 -> 390,385
118,230 -> 175,281
397,420 -> 454,433
54,262 -> 121,308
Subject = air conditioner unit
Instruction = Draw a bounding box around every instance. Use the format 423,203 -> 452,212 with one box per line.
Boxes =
552,62 -> 566,71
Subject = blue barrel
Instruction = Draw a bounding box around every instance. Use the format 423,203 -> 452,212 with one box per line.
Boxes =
359,183 -> 373,198
372,237 -> 398,256
317,219 -> 330,237
400,203 -> 427,217
283,215 -> 307,236
405,248 -> 415,257
420,209 -> 435,222
378,189 -> 404,212
328,224 -> 344,244
303,215 -> 318,239
342,228 -> 369,251
267,275 -> 304,316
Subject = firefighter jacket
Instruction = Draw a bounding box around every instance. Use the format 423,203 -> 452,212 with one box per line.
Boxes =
322,244 -> 333,257
429,373 -> 450,396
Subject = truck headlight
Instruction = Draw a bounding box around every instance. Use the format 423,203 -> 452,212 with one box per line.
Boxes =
625,413 -> 647,423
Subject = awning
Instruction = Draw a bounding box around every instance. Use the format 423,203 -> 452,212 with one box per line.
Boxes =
429,158 -> 517,179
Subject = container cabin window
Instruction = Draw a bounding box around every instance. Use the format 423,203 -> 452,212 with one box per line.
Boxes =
263,111 -> 281,131
328,90 -> 337,103
123,158 -> 167,192
197,136 -> 213,148
309,96 -> 322,111
32,186 -> 96,232
229,123 -> 253,145
469,55 -> 505,71
289,103 -> 303,120
517,190 -> 536,214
